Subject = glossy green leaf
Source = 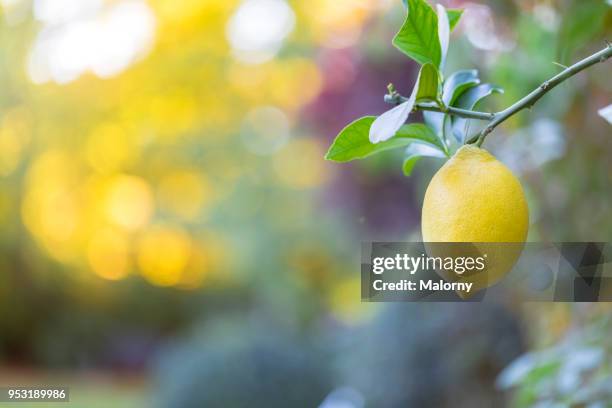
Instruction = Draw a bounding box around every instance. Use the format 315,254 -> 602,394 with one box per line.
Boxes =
415,63 -> 440,102
396,122 -> 446,151
402,155 -> 421,176
434,69 -> 481,149
402,142 -> 446,176
454,83 -> 504,111
442,69 -> 480,106
423,111 -> 444,138
325,117 -> 445,163
447,8 -> 463,30
452,84 -> 503,142
394,0 -> 442,67
401,1 -> 463,32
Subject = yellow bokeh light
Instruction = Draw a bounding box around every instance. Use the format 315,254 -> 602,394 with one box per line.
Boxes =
329,277 -> 379,325
105,175 -> 154,231
168,231 -> 233,290
227,62 -> 269,101
151,0 -> 211,24
273,138 -> 328,188
22,150 -> 83,262
87,227 -> 131,281
137,224 -> 192,287
158,170 -> 212,221
297,0 -> 381,48
175,242 -> 209,290
148,93 -> 199,137
86,122 -> 139,174
24,187 -> 79,243
151,0 -> 237,55
270,58 -> 323,112
227,58 -> 323,113
4,0 -> 382,288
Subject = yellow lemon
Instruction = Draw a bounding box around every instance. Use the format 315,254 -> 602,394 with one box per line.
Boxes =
422,145 -> 528,242
421,145 -> 529,296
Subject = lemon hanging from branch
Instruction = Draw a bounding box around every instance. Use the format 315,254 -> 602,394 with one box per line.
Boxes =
324,0 -> 610,230
422,145 -> 528,243
421,145 -> 528,297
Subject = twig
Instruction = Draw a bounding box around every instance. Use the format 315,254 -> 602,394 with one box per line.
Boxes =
383,45 -> 612,147
468,44 -> 612,146
384,94 -> 495,120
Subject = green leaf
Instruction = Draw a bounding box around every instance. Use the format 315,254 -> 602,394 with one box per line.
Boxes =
423,111 -> 444,138
415,63 -> 440,102
326,117 -> 402,162
402,155 -> 421,176
497,352 -> 562,390
454,83 -> 503,111
442,69 -> 480,106
452,84 -> 503,142
447,9 -> 463,31
402,142 -> 446,176
396,122 -> 445,151
435,70 -> 480,149
325,117 -> 444,163
401,1 -> 463,31
394,0 -> 442,67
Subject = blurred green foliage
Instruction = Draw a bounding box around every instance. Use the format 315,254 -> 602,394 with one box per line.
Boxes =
498,310 -> 612,407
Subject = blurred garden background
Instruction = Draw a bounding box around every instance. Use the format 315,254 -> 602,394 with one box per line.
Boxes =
0,0 -> 610,406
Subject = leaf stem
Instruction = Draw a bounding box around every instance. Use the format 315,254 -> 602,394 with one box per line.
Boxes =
384,94 -> 495,120
419,103 -> 496,120
469,44 -> 612,146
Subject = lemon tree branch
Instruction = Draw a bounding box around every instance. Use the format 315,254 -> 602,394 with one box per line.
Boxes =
384,44 -> 612,146
470,44 -> 612,146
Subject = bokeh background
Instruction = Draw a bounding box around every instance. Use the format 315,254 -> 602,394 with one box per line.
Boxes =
0,0 -> 610,406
